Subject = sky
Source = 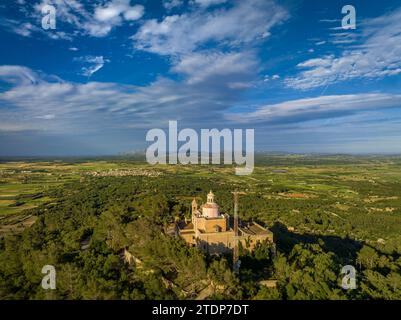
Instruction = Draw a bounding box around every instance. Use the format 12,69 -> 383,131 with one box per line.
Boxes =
0,0 -> 401,156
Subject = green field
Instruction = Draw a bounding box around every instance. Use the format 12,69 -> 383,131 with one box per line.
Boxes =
1,155 -> 401,299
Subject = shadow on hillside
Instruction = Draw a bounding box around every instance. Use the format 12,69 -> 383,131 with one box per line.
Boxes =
235,221 -> 364,283
270,221 -> 364,263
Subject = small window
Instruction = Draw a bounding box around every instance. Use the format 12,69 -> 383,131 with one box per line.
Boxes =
214,225 -> 222,232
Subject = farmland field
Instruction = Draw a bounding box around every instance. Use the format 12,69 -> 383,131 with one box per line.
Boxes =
1,155 -> 401,299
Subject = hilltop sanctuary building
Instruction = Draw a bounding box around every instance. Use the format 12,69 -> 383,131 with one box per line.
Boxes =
176,191 -> 273,254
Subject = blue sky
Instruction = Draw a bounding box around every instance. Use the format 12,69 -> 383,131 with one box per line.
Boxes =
0,0 -> 401,156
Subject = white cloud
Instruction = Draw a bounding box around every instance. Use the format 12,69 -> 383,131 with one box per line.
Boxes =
0,18 -> 72,40
286,7 -> 401,90
227,94 -> 401,124
227,82 -> 253,89
94,0 -> 144,22
14,0 -> 146,38
194,0 -> 227,7
11,22 -> 38,37
85,0 -> 144,37
172,51 -> 257,84
4,66 -> 400,135
0,123 -> 37,132
131,0 -> 287,90
94,6 -> 121,22
163,0 -> 184,11
0,0 -> 288,93
132,0 -> 288,55
263,74 -> 280,82
2,1 -> 145,39
35,114 -> 56,120
329,31 -> 359,45
124,6 -> 144,21
2,66 -> 401,154
0,65 -> 40,85
75,56 -> 109,77
0,65 -> 244,133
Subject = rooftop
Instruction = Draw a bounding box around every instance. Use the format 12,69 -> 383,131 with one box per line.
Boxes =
240,222 -> 272,236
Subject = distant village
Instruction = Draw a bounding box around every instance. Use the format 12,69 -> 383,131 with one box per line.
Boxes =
87,168 -> 162,177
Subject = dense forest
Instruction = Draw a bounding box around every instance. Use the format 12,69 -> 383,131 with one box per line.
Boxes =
1,158 -> 401,299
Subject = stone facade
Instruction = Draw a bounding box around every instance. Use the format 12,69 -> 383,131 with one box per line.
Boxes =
176,191 -> 274,254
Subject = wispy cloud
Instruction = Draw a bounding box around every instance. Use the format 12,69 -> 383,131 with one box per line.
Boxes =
1,65 -> 401,154
94,0 -> 143,22
286,7 -> 401,90
1,0 -> 145,39
38,0 -> 145,37
0,65 -> 40,85
0,18 -> 72,40
1,2 -> 401,155
75,56 -> 109,77
132,0 -> 288,91
2,65 -> 401,134
194,0 -> 228,7
162,0 -> 184,11
227,94 -> 401,124
132,0 -> 288,56
171,51 -> 257,84
0,65 -> 242,134
0,1 -> 290,137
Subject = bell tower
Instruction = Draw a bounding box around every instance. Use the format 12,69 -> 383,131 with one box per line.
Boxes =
207,191 -> 215,203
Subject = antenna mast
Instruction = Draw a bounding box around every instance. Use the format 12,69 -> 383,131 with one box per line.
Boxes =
233,190 -> 239,274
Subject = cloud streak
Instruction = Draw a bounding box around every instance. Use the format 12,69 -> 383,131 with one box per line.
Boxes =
227,94 -> 401,124
0,65 -> 243,133
286,7 -> 401,89
1,65 -> 401,155
2,66 -> 401,134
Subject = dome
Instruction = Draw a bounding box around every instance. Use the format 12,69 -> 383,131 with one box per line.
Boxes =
203,190 -> 220,218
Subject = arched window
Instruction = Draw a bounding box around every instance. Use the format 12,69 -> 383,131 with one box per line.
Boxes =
214,225 -> 222,232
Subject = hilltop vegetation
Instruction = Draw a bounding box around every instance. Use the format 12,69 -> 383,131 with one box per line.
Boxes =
1,155 -> 401,299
